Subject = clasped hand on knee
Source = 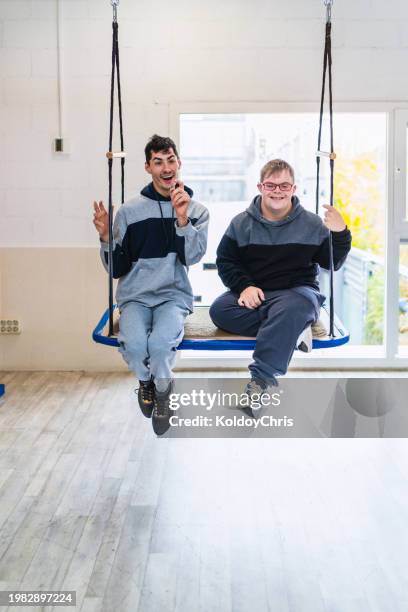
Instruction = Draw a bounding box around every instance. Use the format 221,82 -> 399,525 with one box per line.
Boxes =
238,286 -> 265,310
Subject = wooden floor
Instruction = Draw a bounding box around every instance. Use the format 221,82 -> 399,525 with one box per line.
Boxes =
0,371 -> 408,611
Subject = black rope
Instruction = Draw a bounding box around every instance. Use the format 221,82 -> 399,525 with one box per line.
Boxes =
316,19 -> 335,338
107,19 -> 125,336
327,22 -> 335,337
114,23 -> 125,205
315,22 -> 328,215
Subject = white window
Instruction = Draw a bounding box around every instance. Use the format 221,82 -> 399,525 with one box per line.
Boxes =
171,105 -> 408,368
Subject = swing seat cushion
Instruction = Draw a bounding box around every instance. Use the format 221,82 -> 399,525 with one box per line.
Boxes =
93,305 -> 349,349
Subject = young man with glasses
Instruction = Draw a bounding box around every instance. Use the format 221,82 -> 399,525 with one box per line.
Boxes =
210,159 -> 351,414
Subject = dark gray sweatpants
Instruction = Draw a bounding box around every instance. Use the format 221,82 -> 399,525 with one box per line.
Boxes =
209,286 -> 325,385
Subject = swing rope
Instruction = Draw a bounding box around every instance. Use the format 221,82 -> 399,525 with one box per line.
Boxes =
107,0 -> 125,337
93,0 -> 351,351
316,0 -> 335,338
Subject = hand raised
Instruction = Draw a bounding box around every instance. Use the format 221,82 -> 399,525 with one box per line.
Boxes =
322,204 -> 346,232
170,180 -> 190,225
93,200 -> 111,243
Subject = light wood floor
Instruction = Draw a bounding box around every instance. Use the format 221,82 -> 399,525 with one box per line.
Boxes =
0,371 -> 407,611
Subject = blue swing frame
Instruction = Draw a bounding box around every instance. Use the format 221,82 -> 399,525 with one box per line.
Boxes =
93,2 -> 350,355
92,304 -> 350,351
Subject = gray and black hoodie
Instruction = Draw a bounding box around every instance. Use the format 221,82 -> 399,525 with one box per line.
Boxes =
216,195 -> 351,294
100,182 -> 209,311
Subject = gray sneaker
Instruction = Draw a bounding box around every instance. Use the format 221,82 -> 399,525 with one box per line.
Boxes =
241,378 -> 277,419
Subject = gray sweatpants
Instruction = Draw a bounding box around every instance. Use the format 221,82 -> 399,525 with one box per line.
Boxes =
117,300 -> 189,390
209,287 -> 325,385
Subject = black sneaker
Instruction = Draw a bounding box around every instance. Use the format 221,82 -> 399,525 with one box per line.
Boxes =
152,383 -> 173,436
136,379 -> 155,418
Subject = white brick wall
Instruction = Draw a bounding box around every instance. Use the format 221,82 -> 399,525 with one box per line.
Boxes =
30,0 -> 57,21
3,129 -> 54,161
368,0 -> 408,20
1,0 -> 408,248
61,1 -> 89,21
3,76 -> 57,105
0,48 -> 31,76
0,1 -> 31,21
31,102 -> 58,131
0,104 -> 31,131
398,21 -> 408,46
31,48 -> 58,77
344,20 -> 398,48
3,20 -> 56,48
4,188 -> 62,217
62,19 -> 108,50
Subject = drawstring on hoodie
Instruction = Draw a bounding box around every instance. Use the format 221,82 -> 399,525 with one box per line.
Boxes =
156,197 -> 175,250
140,182 -> 193,250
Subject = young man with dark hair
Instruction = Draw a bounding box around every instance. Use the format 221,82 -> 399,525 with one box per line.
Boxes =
93,135 -> 209,434
210,159 -> 351,416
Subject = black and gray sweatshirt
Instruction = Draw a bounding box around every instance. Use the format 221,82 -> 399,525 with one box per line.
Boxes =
100,183 -> 209,311
216,195 -> 351,294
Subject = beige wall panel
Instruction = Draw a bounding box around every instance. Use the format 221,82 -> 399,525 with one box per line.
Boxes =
0,248 -> 127,371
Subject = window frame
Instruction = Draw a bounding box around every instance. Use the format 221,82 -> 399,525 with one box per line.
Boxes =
169,101 -> 408,369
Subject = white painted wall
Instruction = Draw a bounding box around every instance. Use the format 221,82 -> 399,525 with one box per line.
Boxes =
1,0 -> 408,248
1,0 -> 408,369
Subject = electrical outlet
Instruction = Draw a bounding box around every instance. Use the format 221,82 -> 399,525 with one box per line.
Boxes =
53,138 -> 70,154
0,319 -> 21,334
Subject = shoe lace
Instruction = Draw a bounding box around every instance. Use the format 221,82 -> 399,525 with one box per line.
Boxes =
246,380 -> 265,397
140,382 -> 154,402
154,394 -> 170,418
